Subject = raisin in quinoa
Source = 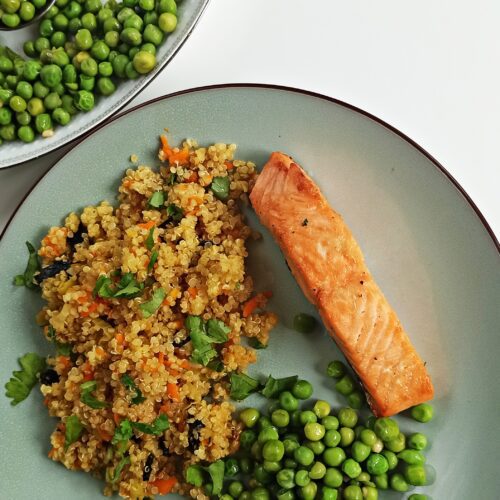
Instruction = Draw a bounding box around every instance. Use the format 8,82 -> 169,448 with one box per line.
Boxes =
36,138 -> 277,499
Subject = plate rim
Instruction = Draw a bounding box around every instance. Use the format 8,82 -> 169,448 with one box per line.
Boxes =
1,83 -> 498,253
0,0 -> 210,170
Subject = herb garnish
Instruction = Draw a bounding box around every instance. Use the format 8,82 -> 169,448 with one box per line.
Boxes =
4,352 -> 46,405
145,227 -> 155,250
139,287 -> 165,318
166,203 -> 184,222
147,249 -> 159,272
186,464 -> 205,487
112,415 -> 170,445
121,374 -> 146,405
13,241 -> 40,288
261,375 -> 298,398
80,380 -> 110,409
207,460 -> 225,494
210,176 -> 230,201
148,191 -> 165,208
112,455 -> 130,483
64,415 -> 83,450
167,173 -> 177,185
93,272 -> 143,299
229,373 -> 261,401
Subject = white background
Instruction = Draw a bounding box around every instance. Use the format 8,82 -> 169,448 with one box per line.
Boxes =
0,0 -> 499,238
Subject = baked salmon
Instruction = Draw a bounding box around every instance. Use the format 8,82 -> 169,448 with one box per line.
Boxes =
250,152 -> 434,417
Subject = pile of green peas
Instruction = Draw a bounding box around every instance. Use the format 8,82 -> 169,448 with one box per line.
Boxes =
0,0 -> 179,145
0,0 -> 48,28
187,375 -> 434,500
326,360 -> 366,410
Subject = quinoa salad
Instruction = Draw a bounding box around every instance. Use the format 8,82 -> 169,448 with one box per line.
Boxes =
6,136 -> 277,498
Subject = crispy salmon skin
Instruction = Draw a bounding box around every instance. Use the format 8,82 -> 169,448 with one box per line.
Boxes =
250,152 -> 434,417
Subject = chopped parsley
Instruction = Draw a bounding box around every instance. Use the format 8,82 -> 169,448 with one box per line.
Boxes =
139,287 -> 165,318
186,464 -> 205,487
112,455 -> 130,483
64,415 -> 83,450
207,460 -> 225,495
166,203 -> 183,222
229,373 -> 261,401
131,414 -> 169,435
93,272 -> 143,299
145,227 -> 155,250
121,374 -> 146,405
210,176 -> 230,201
112,419 -> 133,445
13,241 -> 40,289
4,352 -> 46,405
206,319 -> 231,343
148,191 -> 165,208
261,375 -> 298,399
80,380 -> 109,409
186,315 -> 228,366
147,249 -> 159,272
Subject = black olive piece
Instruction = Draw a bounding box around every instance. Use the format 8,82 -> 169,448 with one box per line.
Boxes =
142,453 -> 154,481
67,225 -> 86,248
159,439 -> 170,456
34,260 -> 71,284
158,219 -> 172,229
100,316 -> 117,328
131,434 -> 141,444
40,368 -> 59,385
187,420 -> 204,452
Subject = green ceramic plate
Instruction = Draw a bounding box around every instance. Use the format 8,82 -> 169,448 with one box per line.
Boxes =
0,85 -> 498,499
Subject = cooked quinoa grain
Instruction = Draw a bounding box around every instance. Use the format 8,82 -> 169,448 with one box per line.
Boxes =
36,136 -> 277,498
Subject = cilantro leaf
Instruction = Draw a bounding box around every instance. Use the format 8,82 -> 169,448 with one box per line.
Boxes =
148,191 -> 165,208
65,415 -> 83,450
206,319 -> 230,343
139,287 -> 165,318
147,249 -> 158,272
207,460 -> 225,495
145,227 -> 155,251
112,419 -> 133,445
166,203 -> 183,222
4,352 -> 46,405
260,375 -> 298,399
93,275 -> 115,298
210,176 -> 230,201
13,241 -> 40,289
229,373 -> 261,401
186,316 -> 217,366
132,414 -> 169,435
80,380 -> 109,409
112,455 -> 130,483
114,273 -> 143,298
186,464 -> 205,487
121,374 -> 146,405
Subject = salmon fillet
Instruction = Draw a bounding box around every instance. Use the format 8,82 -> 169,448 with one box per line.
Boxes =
250,152 -> 434,417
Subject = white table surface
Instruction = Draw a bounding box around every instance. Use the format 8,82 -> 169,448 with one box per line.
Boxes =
1,0 -> 499,239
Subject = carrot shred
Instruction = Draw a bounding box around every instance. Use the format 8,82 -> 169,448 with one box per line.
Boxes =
113,413 -> 121,425
159,403 -> 171,415
180,359 -> 191,370
158,352 -> 164,366
99,430 -> 112,442
151,477 -> 178,495
160,135 -> 190,165
185,171 -> 198,183
167,383 -> 180,402
138,220 -> 155,230
225,161 -> 234,170
242,291 -> 273,318
115,333 -> 124,345
58,355 -> 71,370
187,287 -> 198,299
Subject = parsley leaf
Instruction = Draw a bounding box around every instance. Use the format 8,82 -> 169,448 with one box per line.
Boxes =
112,419 -> 133,445
4,352 -> 46,405
186,316 -> 217,366
131,414 -> 169,435
80,380 -> 109,409
166,203 -> 184,222
148,191 -> 165,208
139,287 -> 165,318
93,275 -> 115,298
147,249 -> 159,272
93,272 -> 143,299
112,455 -> 130,483
65,415 -> 83,450
229,373 -> 261,401
206,319 -> 230,343
260,375 -> 298,399
207,460 -> 225,495
145,227 -> 155,251
121,374 -> 146,405
186,464 -> 205,487
210,176 -> 230,201
13,241 -> 40,289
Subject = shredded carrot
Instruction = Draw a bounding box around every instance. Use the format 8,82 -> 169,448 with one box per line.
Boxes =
58,355 -> 71,370
225,161 -> 234,170
185,171 -> 198,183
138,220 -> 155,230
99,430 -> 112,442
167,383 -> 180,402
187,287 -> 198,299
81,301 -> 99,317
242,291 -> 273,318
151,477 -> 178,495
159,403 -> 171,415
160,135 -> 190,165
158,352 -> 164,366
180,359 -> 191,370
160,134 -> 169,151
113,413 -> 121,425
115,333 -> 124,345
167,369 -> 180,377
95,346 -> 106,359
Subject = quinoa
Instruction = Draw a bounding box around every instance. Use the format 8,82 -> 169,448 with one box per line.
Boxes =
36,137 -> 277,499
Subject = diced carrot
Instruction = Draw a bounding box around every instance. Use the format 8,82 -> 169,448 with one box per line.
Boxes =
151,477 -> 178,495
167,369 -> 179,377
43,396 -> 50,406
180,359 -> 191,370
242,291 -> 273,318
123,179 -> 134,189
58,355 -> 71,370
81,300 -> 99,317
138,220 -> 155,230
158,352 -> 164,365
115,333 -> 124,345
77,293 -> 91,304
225,161 -> 234,170
99,430 -> 112,442
187,287 -> 198,299
82,362 -> 94,381
159,403 -> 171,415
95,346 -> 107,360
167,383 -> 180,402
113,413 -> 121,425
185,171 -> 198,183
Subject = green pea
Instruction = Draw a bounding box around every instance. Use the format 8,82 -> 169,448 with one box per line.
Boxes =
53,13 -> 69,31
19,2 -> 35,21
121,27 -> 142,46
44,92 -> 62,110
239,493 -> 252,500
339,427 -> 355,447
374,417 -> 399,442
338,408 -> 358,428
52,107 -> 70,125
75,28 -> 93,50
239,457 -> 253,474
63,0 -> 81,19
0,124 -> 16,141
103,16 -> 120,32
342,458 -> 361,480
371,437 -> 384,453
224,457 -> 239,477
320,486 -> 338,500
16,111 -> 31,126
323,468 -> 342,488
118,42 -> 130,54
0,56 -> 14,74
61,94 -> 77,115
51,31 -> 67,48
97,7 -> 113,24
240,408 -> 260,428
304,440 -> 325,455
39,48 -> 53,64
138,0 -> 154,10
323,429 -> 340,448
283,458 -> 297,469
347,391 -> 364,409
250,441 -> 262,460
45,4 -> 59,18
220,495 -> 233,500
9,96 -> 27,113
311,400 -> 329,419
408,495 -> 428,500
143,23 -> 164,45
158,0 -> 177,14
51,48 -> 70,67
258,426 -> 279,444
308,461 -> 326,480
62,64 -> 77,84
0,108 -> 12,126
323,447 -> 345,467
335,374 -> 355,396
291,380 -> 313,400
410,403 -> 434,423
390,472 -> 409,492
73,90 -> 94,111
239,429 -> 257,450
16,82 -> 33,101
263,460 -> 281,473
275,469 -> 294,490
408,432 -> 428,451
294,469 -> 310,487
80,57 -> 98,76
271,409 -> 290,428
293,313 -> 316,333
343,485 -> 363,500
23,61 -> 42,82
283,438 -> 299,456
3,12 -> 20,27
321,416 -> 338,432
300,481 -> 317,500
18,125 -> 35,143
122,0 -> 137,6
366,453 -> 389,475
65,41 -> 78,59
257,416 -> 273,431
141,42 -> 156,55
81,12 -> 97,31
128,46 -> 140,59
228,482 -> 244,498
275,391 -> 296,412
116,6 -> 134,23
381,450 -> 398,470
124,13 -> 143,31
84,0 -> 100,12
398,449 -> 426,466
1,0 -> 20,14
40,65 -> 62,88
385,432 -> 405,453
104,30 -> 120,48
304,422 -> 325,441
158,12 -> 177,33
361,486 -> 378,500
23,41 -> 37,58
293,445 -> 314,467
360,429 -> 377,447
34,37 -> 50,53
33,82 -> 49,99
79,74 -> 95,91
351,441 -> 371,462
298,411 -> 316,426
67,17 -> 81,32
95,76 -> 115,96
72,50 -> 89,70
5,75 -> 19,90
251,487 -> 270,500
373,472 -> 388,489
32,0 -> 46,8
125,59 -> 139,79
108,50 -> 118,62
262,439 -> 284,462
253,465 -> 271,485
356,472 -> 371,483
39,19 -> 54,37
143,11 -> 157,25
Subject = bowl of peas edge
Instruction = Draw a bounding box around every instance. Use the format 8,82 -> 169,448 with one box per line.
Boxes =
0,0 -> 209,168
